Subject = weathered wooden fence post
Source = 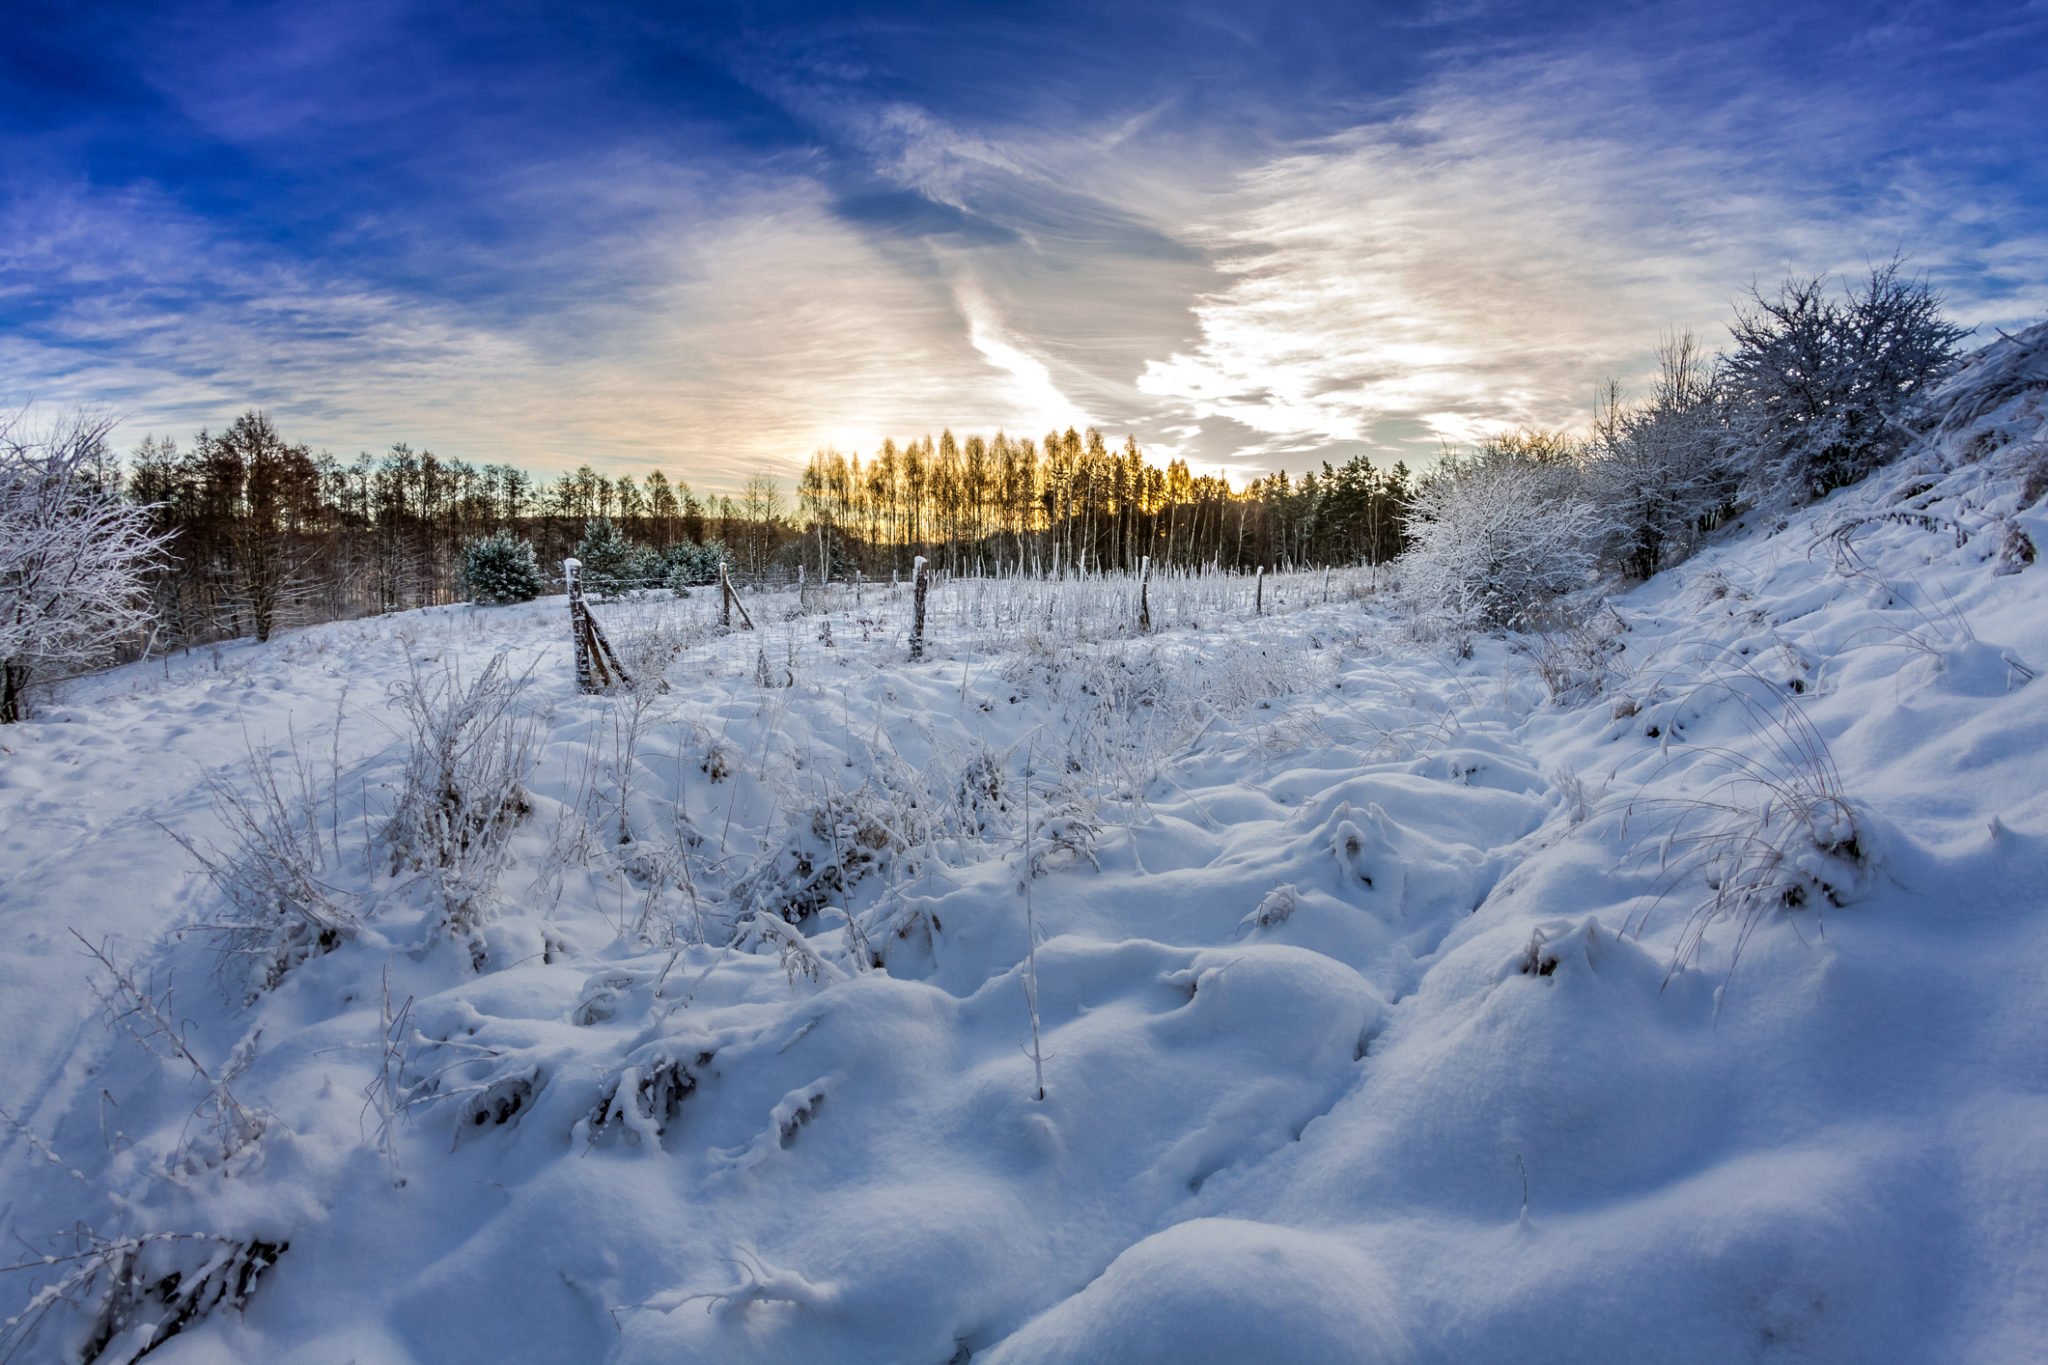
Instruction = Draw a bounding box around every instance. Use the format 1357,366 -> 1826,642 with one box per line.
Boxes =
716,561 -> 755,632
1255,564 -> 1265,617
566,557 -> 631,693
1139,554 -> 1152,633
908,554 -> 930,661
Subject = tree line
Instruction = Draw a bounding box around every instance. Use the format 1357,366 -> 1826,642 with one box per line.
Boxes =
796,429 -> 1412,578
115,417 -> 1416,647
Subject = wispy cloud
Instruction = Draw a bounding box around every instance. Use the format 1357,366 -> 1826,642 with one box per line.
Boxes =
1133,34 -> 2048,477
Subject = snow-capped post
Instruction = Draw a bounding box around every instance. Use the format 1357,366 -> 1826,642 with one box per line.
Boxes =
1139,555 -> 1152,633
1255,564 -> 1265,616
908,555 -> 930,661
566,558 -> 631,693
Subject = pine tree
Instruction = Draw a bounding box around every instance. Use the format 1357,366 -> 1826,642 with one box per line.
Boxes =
574,517 -> 647,599
459,531 -> 543,605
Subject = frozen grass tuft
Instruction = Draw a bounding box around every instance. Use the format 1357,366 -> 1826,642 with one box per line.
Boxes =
168,736 -> 358,999
1622,673 -> 1871,979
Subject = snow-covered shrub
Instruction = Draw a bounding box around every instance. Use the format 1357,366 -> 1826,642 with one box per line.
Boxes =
1,1229 -> 286,1365
76,936 -> 269,1174
1583,336 -> 1737,579
732,909 -> 840,987
399,1037 -> 544,1145
1722,261 -> 1968,508
731,783 -> 923,927
1528,604 -> 1628,707
709,1079 -> 832,1172
1518,917 -> 1605,978
581,1044 -> 712,1149
458,530 -> 543,605
856,889 -> 943,971
0,409 -> 171,722
1238,883 -> 1299,936
1399,440 -> 1600,636
1026,792 -> 1102,877
951,742 -> 1010,837
384,654 -> 537,966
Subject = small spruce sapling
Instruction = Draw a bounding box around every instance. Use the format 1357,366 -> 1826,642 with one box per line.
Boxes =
458,531 -> 543,604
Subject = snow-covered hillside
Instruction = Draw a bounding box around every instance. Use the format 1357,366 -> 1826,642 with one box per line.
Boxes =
2,329 -> 2045,1364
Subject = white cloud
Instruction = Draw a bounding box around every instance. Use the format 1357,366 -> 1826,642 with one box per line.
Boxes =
1131,49 -> 2048,474
953,280 -> 1092,435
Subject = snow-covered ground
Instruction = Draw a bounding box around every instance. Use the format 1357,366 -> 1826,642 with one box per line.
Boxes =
3,341 -> 2045,1363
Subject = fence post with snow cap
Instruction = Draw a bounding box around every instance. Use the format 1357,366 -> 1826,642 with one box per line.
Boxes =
566,557 -> 631,694
1139,555 -> 1152,633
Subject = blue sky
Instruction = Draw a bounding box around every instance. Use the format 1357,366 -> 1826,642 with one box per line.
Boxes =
3,0 -> 2044,489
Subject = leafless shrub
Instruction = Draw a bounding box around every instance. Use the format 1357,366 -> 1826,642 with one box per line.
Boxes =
73,933 -> 267,1176
384,653 -> 538,966
167,736 -> 357,999
1995,518 -> 2037,575
1529,604 -> 1628,706
398,1033 -> 543,1148
1238,883 -> 1299,936
731,782 -> 923,927
1026,791 -> 1101,877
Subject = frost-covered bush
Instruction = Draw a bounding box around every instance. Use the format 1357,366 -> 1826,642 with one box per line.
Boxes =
1722,261 -> 1968,508
459,531 -> 543,604
1399,440 -> 1600,635
384,654 -> 537,966
1583,336 -> 1737,579
732,783 -> 923,927
1,1229 -> 287,1365
0,409 -> 170,722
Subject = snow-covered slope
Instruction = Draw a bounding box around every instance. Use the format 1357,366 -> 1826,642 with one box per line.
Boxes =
2,330 -> 2044,1363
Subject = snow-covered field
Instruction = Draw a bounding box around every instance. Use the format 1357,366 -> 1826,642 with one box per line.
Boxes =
4,352 -> 2046,1362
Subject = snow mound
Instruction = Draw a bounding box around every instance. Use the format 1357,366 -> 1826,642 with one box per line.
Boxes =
984,1219 -> 1407,1365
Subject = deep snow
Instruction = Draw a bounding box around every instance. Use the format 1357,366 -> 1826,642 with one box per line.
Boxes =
3,337 -> 2046,1363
